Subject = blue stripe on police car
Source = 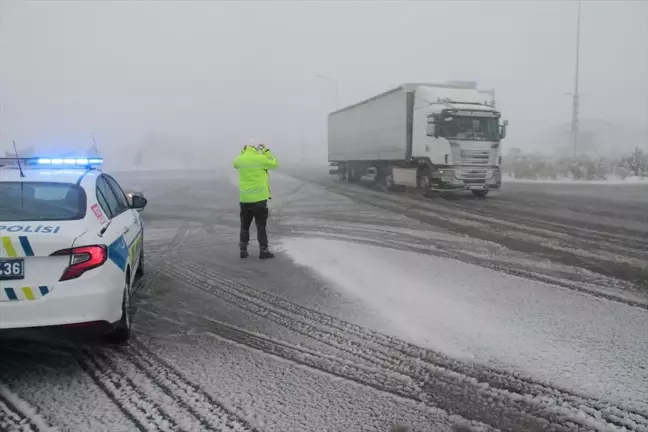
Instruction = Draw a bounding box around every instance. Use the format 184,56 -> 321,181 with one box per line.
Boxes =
108,236 -> 129,271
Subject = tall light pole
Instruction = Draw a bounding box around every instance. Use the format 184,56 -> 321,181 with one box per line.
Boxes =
570,0 -> 582,157
299,108 -> 305,161
478,88 -> 496,108
315,74 -> 339,110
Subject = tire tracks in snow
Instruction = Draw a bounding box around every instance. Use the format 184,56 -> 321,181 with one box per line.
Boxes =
322,177 -> 648,252
75,348 -> 180,432
75,345 -> 256,432
0,384 -> 54,432
299,182 -> 648,311
283,225 -> 648,312
135,225 -> 190,295
166,261 -> 648,432
122,341 -> 257,432
322,183 -> 647,285
317,178 -> 648,267
165,265 -> 562,431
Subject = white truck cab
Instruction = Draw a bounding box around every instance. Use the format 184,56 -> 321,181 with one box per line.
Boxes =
414,85 -> 508,194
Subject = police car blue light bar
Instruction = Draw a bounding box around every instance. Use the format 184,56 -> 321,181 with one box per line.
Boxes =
28,157 -> 103,166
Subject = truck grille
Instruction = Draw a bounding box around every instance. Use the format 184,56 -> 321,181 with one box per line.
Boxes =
459,149 -> 490,165
456,169 -> 490,181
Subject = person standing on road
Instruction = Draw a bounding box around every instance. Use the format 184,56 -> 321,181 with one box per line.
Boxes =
233,141 -> 279,259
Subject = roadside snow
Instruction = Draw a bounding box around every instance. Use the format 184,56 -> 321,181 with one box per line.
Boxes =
280,237 -> 648,413
503,174 -> 647,184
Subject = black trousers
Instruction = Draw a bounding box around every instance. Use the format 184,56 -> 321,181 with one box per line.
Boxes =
239,200 -> 269,249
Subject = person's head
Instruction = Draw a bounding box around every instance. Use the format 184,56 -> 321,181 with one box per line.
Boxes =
242,138 -> 260,153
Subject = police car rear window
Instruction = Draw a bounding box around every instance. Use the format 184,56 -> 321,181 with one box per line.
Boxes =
0,182 -> 86,221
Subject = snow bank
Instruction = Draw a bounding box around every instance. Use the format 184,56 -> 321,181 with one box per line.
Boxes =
280,237 -> 648,412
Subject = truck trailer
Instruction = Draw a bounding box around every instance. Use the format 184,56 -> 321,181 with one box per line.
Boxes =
327,82 -> 508,197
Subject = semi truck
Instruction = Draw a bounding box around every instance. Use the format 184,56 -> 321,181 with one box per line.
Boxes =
327,82 -> 508,197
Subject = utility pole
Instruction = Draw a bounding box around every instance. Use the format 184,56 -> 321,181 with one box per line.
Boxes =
299,108 -> 305,161
478,88 -> 496,108
570,0 -> 582,157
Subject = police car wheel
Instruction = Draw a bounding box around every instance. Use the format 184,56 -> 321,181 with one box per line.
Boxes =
107,276 -> 132,344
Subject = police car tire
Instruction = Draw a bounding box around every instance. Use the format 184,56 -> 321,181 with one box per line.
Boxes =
107,275 -> 132,343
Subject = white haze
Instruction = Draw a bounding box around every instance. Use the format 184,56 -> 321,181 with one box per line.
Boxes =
0,0 -> 647,165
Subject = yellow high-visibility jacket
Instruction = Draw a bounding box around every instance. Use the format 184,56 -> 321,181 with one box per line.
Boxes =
233,147 -> 279,203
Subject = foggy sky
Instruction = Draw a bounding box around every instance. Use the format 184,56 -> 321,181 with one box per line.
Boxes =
1,0 -> 647,163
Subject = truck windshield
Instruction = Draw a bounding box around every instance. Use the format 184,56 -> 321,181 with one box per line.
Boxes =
440,116 -> 500,141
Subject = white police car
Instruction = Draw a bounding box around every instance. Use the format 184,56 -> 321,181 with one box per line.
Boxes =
0,157 -> 147,343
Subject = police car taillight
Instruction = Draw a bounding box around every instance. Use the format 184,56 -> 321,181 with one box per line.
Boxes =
51,245 -> 108,281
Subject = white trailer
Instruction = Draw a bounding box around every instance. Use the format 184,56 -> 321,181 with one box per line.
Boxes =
327,82 -> 508,197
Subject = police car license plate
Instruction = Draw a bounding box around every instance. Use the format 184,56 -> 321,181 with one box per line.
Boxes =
0,259 -> 24,280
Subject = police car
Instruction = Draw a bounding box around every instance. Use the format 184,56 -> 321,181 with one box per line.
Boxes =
0,157 -> 147,343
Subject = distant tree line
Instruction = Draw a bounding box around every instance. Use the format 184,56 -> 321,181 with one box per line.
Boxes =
503,147 -> 648,180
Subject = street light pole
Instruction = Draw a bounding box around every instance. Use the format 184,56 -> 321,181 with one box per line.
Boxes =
299,108 -> 305,161
571,0 -> 582,158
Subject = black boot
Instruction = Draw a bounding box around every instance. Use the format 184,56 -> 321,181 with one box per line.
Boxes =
259,248 -> 274,259
240,247 -> 249,259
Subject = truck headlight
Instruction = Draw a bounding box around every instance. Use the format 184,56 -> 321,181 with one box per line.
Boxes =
436,169 -> 455,178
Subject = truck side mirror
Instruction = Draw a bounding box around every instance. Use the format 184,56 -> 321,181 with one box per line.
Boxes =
500,120 -> 509,139
426,118 -> 438,138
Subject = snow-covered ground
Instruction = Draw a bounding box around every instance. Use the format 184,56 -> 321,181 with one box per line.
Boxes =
503,173 -> 648,184
2,169 -> 646,432
280,237 -> 648,413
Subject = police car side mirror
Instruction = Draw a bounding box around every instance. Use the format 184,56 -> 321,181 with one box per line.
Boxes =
131,195 -> 147,209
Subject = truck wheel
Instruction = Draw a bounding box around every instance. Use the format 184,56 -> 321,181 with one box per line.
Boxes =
472,190 -> 489,198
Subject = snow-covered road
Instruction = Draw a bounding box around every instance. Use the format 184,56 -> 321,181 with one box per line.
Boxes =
281,237 -> 648,413
1,168 -> 646,432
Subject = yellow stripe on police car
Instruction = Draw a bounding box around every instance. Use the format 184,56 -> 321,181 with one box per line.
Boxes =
0,285 -> 51,302
0,235 -> 36,258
